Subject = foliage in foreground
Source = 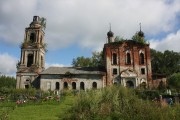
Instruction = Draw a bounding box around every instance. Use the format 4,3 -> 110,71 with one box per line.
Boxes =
0,75 -> 16,89
168,73 -> 180,91
64,86 -> 180,120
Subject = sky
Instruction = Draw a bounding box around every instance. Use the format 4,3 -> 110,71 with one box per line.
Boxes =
0,0 -> 180,76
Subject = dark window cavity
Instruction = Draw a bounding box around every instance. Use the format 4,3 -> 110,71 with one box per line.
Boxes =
112,53 -> 117,64
64,82 -> 68,89
140,53 -> 144,64
80,82 -> 85,90
27,54 -> 33,67
113,68 -> 117,75
30,33 -> 36,43
92,82 -> 97,89
72,82 -> 76,90
141,68 -> 145,74
56,82 -> 60,90
126,53 -> 131,65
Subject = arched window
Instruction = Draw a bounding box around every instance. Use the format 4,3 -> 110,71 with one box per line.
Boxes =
55,82 -> 60,90
30,33 -> 36,43
27,54 -> 33,67
126,53 -> 131,65
80,82 -> 85,90
140,53 -> 144,64
92,82 -> 97,89
72,82 -> 76,90
64,82 -> 68,89
112,53 -> 117,64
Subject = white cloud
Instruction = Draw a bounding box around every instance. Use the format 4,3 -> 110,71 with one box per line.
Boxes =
150,30 -> 180,52
0,53 -> 17,75
45,63 -> 71,69
0,0 -> 180,51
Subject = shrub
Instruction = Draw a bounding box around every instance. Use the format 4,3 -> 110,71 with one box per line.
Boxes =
64,85 -> 180,120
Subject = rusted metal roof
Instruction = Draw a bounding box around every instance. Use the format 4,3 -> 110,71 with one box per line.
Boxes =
40,67 -> 105,75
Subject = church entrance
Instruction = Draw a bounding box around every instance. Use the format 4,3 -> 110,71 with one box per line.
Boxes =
126,80 -> 134,88
25,85 -> 29,89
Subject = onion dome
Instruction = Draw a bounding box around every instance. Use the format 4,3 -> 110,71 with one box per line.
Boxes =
138,30 -> 144,37
107,30 -> 114,37
138,23 -> 144,37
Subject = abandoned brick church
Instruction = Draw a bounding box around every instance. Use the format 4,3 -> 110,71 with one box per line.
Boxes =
16,16 -> 152,91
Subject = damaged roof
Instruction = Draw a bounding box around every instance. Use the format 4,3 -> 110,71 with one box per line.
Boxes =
40,67 -> 106,75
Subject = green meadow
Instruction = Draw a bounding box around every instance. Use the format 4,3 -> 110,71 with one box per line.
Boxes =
0,95 -> 74,120
0,86 -> 180,120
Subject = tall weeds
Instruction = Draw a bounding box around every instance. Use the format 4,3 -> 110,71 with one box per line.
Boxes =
64,85 -> 180,120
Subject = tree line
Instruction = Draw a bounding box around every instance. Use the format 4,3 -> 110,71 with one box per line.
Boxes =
72,49 -> 180,76
0,75 -> 16,89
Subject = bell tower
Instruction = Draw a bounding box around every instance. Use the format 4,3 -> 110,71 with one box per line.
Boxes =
16,16 -> 47,89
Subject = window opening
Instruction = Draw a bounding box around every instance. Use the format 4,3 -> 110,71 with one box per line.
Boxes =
140,53 -> 144,64
113,68 -> 117,75
80,82 -> 85,90
27,54 -> 33,67
141,68 -> 145,74
92,82 -> 97,89
64,82 -> 68,89
72,82 -> 76,89
112,53 -> 117,64
55,82 -> 60,90
30,33 -> 36,43
126,53 -> 131,64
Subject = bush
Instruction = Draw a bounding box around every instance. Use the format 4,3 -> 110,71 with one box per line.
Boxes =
64,85 -> 180,120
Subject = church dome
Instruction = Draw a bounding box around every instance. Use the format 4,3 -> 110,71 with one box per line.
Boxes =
107,30 -> 114,37
138,30 -> 144,37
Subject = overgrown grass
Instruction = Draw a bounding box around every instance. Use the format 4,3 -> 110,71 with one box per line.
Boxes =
64,85 -> 180,120
0,94 -> 75,120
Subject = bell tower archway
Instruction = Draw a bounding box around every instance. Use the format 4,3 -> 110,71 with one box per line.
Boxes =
16,16 -> 47,89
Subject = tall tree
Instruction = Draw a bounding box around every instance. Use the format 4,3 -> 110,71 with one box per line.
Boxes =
0,75 -> 16,88
150,49 -> 180,76
72,51 -> 104,67
167,73 -> 180,90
